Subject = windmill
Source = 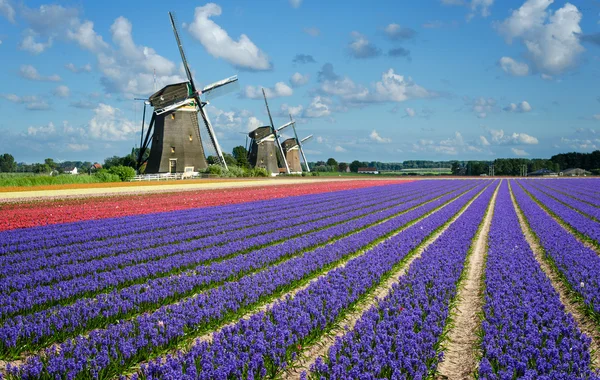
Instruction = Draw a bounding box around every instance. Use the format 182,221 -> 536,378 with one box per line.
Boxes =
247,89 -> 291,175
136,12 -> 238,174
279,115 -> 312,173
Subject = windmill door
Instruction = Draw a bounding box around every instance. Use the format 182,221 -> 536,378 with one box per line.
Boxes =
169,159 -> 177,174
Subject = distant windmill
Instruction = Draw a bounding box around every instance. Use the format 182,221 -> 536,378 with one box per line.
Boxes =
247,89 -> 291,175
136,12 -> 238,174
278,114 -> 312,173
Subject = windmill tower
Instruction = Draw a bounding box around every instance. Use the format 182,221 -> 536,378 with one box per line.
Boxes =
247,89 -> 291,176
277,115 -> 312,173
136,12 -> 238,174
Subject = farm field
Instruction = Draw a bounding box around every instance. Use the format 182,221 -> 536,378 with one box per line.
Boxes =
0,178 -> 599,379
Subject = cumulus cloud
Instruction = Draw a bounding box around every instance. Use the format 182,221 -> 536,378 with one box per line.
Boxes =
88,103 -> 137,141
348,32 -> 381,59
370,130 -> 392,143
187,3 -> 271,70
289,0 -> 302,8
243,82 -> 293,99
279,104 -> 304,118
503,101 -> 532,113
67,143 -> 89,152
27,122 -> 56,137
488,128 -> 538,144
479,135 -> 491,146
292,54 -> 316,64
0,0 -> 15,23
246,116 -> 264,132
290,72 -> 310,87
441,0 -> 495,19
496,0 -> 584,75
1,93 -> 51,110
412,132 -> 482,155
334,145 -> 347,152
499,56 -> 530,76
65,63 -> 92,73
467,97 -> 496,118
19,33 -> 53,54
303,27 -> 320,37
511,147 -> 529,156
404,107 -> 416,117
54,85 -> 70,98
384,23 -> 417,40
19,65 -> 61,82
304,96 -> 331,118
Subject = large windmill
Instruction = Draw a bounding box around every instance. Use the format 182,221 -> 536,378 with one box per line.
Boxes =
279,115 -> 312,173
247,89 -> 291,175
136,12 -> 238,174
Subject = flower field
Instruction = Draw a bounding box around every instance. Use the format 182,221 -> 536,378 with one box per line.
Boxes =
0,178 -> 599,379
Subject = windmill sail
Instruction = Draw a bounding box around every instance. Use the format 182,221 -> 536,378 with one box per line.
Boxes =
262,89 -> 290,174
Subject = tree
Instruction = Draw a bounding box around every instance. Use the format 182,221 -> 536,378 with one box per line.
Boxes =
44,158 -> 57,170
338,162 -> 348,172
223,153 -> 238,167
326,158 -> 338,167
0,153 -> 16,172
349,160 -> 361,173
451,162 -> 460,175
206,155 -> 218,165
232,146 -> 250,168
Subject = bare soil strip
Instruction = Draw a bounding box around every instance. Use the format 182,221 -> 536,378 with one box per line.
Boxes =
509,181 -> 600,368
434,181 -> 499,380
282,182 -> 496,379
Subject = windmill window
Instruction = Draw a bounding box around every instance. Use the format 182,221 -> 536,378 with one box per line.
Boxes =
189,135 -> 193,141
171,147 -> 176,153
171,114 -> 176,120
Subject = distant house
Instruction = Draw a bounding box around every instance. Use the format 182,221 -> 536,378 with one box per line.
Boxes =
561,168 -> 591,177
358,167 -> 379,174
63,167 -> 78,175
528,169 -> 557,177
91,163 -> 103,171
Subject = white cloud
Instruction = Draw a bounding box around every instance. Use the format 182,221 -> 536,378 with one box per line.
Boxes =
0,0 -> 15,23
67,143 -> 89,152
246,116 -> 264,132
1,93 -> 51,110
304,96 -> 331,118
27,122 -> 56,137
497,0 -> 584,74
54,85 -> 70,98
405,107 -> 416,117
244,82 -> 293,99
499,56 -> 530,76
442,0 -> 495,19
384,23 -> 417,40
290,72 -> 310,87
479,135 -> 491,145
370,130 -> 392,143
19,33 -> 53,54
348,31 -> 381,58
316,136 -> 324,143
488,128 -> 538,144
412,132 -> 477,155
19,65 -> 61,81
512,147 -> 529,156
470,97 -> 496,118
541,73 -> 553,80
334,145 -> 347,152
67,20 -> 110,53
374,69 -> 431,102
187,3 -> 271,70
88,103 -> 137,141
594,114 -> 600,121
503,100 -> 532,113
303,27 -> 320,37
279,104 -> 304,118
65,63 -> 92,73
289,0 -> 302,8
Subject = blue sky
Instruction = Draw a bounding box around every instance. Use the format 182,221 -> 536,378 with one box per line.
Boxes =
0,0 -> 599,164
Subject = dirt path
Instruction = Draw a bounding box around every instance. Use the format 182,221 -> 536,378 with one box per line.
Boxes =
435,181 -> 499,379
509,181 -> 600,368
282,182 -> 494,379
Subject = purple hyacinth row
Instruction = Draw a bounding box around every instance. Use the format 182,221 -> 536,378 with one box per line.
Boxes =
478,181 -> 597,379
1,184 -> 431,292
512,180 -> 600,316
527,181 -> 600,222
518,180 -> 600,244
6,182 -> 485,379
135,182 -> 489,380
538,180 -> 600,206
309,180 -> 496,379
0,183 -> 410,252
0,182 -> 462,355
0,184 -> 463,319
0,183 -> 411,256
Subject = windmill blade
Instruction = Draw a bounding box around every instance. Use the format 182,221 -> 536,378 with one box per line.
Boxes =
169,11 -> 196,93
276,121 -> 294,132
198,105 -> 228,170
289,115 -> 310,173
137,113 -> 156,170
262,88 -> 290,174
202,75 -> 239,101
301,134 -> 313,143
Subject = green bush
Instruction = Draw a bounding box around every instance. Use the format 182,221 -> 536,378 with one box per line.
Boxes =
93,169 -> 122,183
250,167 -> 269,177
227,165 -> 248,177
205,165 -> 224,176
311,171 -> 319,176
107,165 -> 136,182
